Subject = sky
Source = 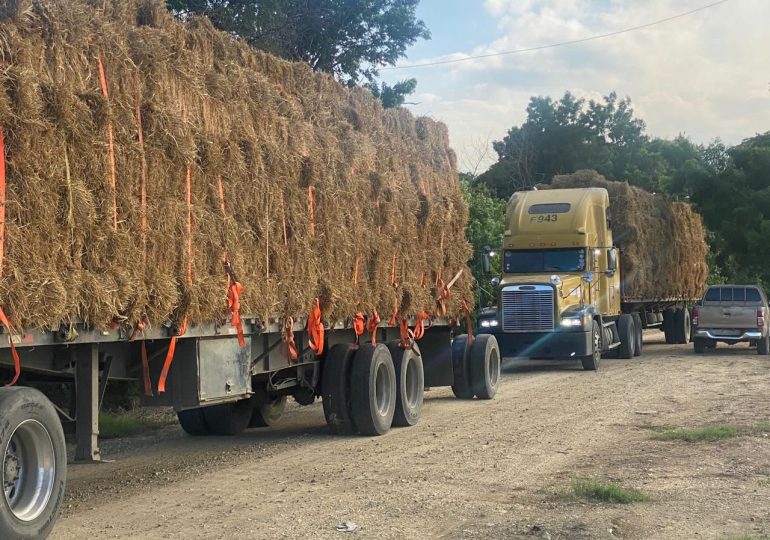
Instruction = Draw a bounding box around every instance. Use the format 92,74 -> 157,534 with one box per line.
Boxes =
379,0 -> 770,173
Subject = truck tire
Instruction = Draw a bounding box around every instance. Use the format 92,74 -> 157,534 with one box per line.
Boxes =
469,334 -> 501,400
757,336 -> 770,355
350,343 -> 396,436
674,308 -> 691,344
693,338 -> 707,354
386,342 -> 424,427
663,308 -> 676,344
617,314 -> 636,359
632,312 -> 643,356
177,407 -> 210,436
202,399 -> 252,436
249,396 -> 287,428
0,387 -> 66,540
450,335 -> 474,399
321,343 -> 357,435
581,320 -> 602,371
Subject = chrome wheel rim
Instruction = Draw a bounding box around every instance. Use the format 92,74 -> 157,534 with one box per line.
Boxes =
488,348 -> 500,387
375,363 -> 392,417
404,357 -> 421,408
3,419 -> 56,522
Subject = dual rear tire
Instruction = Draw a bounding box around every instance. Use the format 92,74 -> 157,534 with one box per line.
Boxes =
451,334 -> 501,400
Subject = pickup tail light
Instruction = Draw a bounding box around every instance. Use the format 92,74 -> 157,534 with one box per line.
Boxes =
758,309 -> 765,329
692,307 -> 699,327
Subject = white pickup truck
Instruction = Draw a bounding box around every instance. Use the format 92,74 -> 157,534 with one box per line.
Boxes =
692,284 -> 770,354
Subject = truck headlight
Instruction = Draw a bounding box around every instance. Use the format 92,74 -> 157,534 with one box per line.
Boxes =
560,318 -> 583,327
480,319 -> 499,328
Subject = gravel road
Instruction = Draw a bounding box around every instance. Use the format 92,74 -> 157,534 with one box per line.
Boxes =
51,332 -> 770,539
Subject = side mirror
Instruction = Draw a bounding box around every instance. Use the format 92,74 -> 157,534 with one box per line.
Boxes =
490,277 -> 500,288
607,248 -> 618,273
481,253 -> 491,275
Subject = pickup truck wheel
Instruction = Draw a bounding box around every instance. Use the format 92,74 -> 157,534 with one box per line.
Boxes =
177,407 -> 210,436
451,335 -> 474,399
0,387 -> 66,540
386,342 -> 424,427
674,308 -> 691,344
663,308 -> 677,344
321,344 -> 357,435
350,344 -> 396,436
617,314 -> 636,359
757,336 -> 770,355
470,334 -> 501,400
632,313 -> 643,356
249,396 -> 287,428
693,338 -> 707,354
581,320 -> 602,371
202,399 -> 252,436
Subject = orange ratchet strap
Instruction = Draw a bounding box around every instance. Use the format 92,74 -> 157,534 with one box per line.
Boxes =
158,315 -> 188,394
97,55 -> 118,230
352,312 -> 365,349
284,317 -> 298,361
306,298 -> 324,355
0,127 -> 20,387
226,271 -> 245,347
366,310 -> 381,345
414,311 -> 431,341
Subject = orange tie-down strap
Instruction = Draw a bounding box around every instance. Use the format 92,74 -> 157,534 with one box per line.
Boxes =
129,319 -> 153,397
225,267 -> 245,348
352,312 -> 365,349
366,310 -> 381,345
0,308 -> 21,387
157,315 -> 188,394
307,298 -> 324,355
284,317 -> 298,362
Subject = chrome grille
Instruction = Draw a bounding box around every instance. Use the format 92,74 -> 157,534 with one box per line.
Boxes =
501,286 -> 555,332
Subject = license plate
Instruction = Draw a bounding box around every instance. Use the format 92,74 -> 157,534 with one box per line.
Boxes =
717,329 -> 741,336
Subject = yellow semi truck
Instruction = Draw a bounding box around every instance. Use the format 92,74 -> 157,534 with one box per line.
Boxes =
476,186 -> 698,370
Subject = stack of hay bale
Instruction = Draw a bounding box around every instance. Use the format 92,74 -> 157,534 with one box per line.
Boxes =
0,0 -> 472,329
549,170 -> 708,300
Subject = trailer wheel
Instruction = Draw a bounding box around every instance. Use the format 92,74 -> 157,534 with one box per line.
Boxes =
386,342 -> 424,427
177,407 -> 210,436
202,399 -> 252,436
350,344 -> 396,436
450,335 -> 474,399
249,396 -> 287,428
663,308 -> 676,344
674,308 -> 691,344
617,314 -> 636,359
581,320 -> 602,371
693,338 -> 707,354
632,313 -> 643,356
757,335 -> 770,355
321,344 -> 357,435
0,387 -> 66,540
469,334 -> 501,400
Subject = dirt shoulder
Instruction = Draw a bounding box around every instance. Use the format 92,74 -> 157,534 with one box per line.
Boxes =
52,332 -> 770,539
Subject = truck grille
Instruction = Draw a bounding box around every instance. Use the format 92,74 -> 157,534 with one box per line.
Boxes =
501,286 -> 555,332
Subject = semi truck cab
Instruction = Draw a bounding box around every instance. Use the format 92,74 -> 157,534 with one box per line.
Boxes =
478,187 -> 630,369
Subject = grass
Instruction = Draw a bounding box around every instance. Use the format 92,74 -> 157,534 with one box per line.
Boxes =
568,478 -> 650,504
99,411 -> 173,439
650,421 -> 770,443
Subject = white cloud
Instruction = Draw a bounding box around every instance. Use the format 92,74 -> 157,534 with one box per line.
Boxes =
385,0 -> 770,172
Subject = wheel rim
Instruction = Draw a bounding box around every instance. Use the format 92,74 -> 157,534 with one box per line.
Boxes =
593,326 -> 601,362
404,356 -> 421,408
3,419 -> 56,522
374,362 -> 392,417
488,348 -> 500,387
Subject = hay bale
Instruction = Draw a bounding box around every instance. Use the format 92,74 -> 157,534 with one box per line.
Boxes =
549,170 -> 708,300
0,0 -> 473,329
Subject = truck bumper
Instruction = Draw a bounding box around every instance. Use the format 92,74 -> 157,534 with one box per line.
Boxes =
478,329 -> 592,359
694,329 -> 763,342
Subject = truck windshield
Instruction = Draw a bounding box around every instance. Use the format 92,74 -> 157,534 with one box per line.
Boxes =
504,248 -> 586,273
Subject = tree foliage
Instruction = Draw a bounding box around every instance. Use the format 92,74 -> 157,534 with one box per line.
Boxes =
365,78 -> 418,108
167,0 -> 430,85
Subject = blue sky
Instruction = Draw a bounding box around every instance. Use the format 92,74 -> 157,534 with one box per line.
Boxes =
379,0 -> 770,172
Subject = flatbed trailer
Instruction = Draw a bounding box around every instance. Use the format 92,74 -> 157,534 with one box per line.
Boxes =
0,313 -> 500,539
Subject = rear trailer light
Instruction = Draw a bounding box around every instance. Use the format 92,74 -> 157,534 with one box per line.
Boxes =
758,309 -> 765,328
691,307 -> 699,327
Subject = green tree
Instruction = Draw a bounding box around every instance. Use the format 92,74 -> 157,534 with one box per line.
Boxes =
365,78 -> 418,108
167,0 -> 430,85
